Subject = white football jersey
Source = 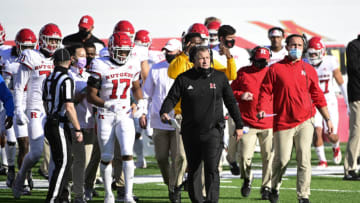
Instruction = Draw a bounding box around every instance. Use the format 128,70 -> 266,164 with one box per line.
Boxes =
0,47 -> 17,67
131,45 -> 149,62
89,57 -> 141,112
267,46 -> 287,66
212,45 -> 250,71
148,50 -> 165,68
3,60 -> 27,107
314,55 -> 339,100
15,49 -> 54,110
0,45 -> 12,67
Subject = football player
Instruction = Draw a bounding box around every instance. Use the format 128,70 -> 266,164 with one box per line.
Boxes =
87,32 -> 147,203
2,28 -> 36,191
306,36 -> 349,167
12,23 -> 62,199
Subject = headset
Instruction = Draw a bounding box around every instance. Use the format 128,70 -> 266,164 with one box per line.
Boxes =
285,33 -> 308,53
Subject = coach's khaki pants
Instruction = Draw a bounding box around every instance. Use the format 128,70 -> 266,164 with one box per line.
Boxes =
40,138 -> 50,176
84,130 -> 101,190
113,139 -> 125,187
272,118 -> 314,199
239,127 -> 273,188
344,101 -> 360,174
226,117 -> 239,164
71,128 -> 95,198
153,127 -> 187,190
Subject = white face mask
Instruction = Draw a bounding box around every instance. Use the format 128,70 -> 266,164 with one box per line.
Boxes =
289,48 -> 303,60
76,57 -> 87,69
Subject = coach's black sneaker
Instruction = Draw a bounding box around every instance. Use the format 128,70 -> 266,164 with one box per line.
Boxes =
38,168 -> 49,180
299,198 -> 311,203
261,186 -> 271,200
169,187 -> 181,203
26,170 -> 34,190
343,170 -> 360,181
6,166 -> 15,188
229,161 -> 240,175
269,189 -> 279,203
241,178 -> 252,197
0,165 -> 8,175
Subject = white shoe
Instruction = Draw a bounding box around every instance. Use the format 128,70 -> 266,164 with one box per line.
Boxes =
85,188 -> 93,201
104,194 -> 115,203
333,147 -> 342,165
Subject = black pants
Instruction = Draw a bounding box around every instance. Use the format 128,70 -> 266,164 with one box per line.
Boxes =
182,128 -> 224,203
44,118 -> 72,203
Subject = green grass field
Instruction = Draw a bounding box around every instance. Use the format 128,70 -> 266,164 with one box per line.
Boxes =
0,143 -> 359,203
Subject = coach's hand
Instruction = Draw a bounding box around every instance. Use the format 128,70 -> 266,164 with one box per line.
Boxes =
326,119 -> 334,134
234,129 -> 243,142
75,131 -> 83,142
241,92 -> 253,101
139,115 -> 147,129
161,113 -> 171,124
257,111 -> 265,120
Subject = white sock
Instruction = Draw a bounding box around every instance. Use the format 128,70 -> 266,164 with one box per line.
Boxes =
1,147 -> 8,166
6,143 -> 16,166
332,141 -> 340,149
123,160 -> 134,199
315,146 -> 327,162
100,162 -> 113,197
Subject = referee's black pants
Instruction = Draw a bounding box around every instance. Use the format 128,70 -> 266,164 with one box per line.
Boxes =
44,118 -> 72,203
182,127 -> 224,203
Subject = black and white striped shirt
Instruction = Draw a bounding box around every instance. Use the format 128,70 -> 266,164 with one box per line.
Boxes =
43,66 -> 74,118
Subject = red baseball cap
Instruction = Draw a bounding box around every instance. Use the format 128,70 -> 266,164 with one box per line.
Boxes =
254,47 -> 271,60
78,15 -> 94,29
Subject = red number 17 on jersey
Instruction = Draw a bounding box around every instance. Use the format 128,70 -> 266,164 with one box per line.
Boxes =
110,79 -> 131,99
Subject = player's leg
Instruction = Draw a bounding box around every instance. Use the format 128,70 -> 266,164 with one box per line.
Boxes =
97,113 -> 116,203
116,116 -> 136,202
6,125 -> 17,188
325,98 -> 341,164
313,110 -> 328,167
133,118 -> 146,168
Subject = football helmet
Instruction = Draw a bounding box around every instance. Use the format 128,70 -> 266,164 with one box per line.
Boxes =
182,23 -> 209,46
113,20 -> 135,41
0,23 -> 6,45
39,23 -> 62,55
207,21 -> 221,47
306,36 -> 326,65
15,28 -> 37,55
108,32 -> 133,65
134,30 -> 151,47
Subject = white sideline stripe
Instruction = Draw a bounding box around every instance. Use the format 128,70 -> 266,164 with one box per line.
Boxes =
219,186 -> 360,193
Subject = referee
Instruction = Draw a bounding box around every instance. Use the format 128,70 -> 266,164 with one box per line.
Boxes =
43,48 -> 83,203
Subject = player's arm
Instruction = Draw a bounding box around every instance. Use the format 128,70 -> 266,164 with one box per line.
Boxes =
317,106 -> 333,134
140,60 -> 150,81
86,76 -> 105,108
132,79 -> 147,128
333,68 -> 350,113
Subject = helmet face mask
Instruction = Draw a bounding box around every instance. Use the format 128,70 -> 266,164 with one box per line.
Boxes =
39,23 -> 62,55
15,28 -> 37,55
306,37 -> 325,66
109,32 -> 133,65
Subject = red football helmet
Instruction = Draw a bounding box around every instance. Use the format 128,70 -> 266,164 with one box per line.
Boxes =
0,23 -> 6,45
206,21 -> 221,47
39,23 -> 62,55
134,30 -> 151,47
108,32 -> 133,65
306,36 -> 326,65
15,28 -> 37,55
113,20 -> 135,41
183,23 -> 209,46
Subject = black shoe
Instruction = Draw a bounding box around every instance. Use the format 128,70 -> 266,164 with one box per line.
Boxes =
169,189 -> 181,203
92,189 -> 100,197
27,170 -> 33,190
261,187 -> 271,200
0,165 -> 8,175
241,179 -> 251,197
6,166 -> 15,188
229,162 -> 240,175
269,189 -> 279,203
299,198 -> 310,203
343,171 -> 360,181
38,168 -> 48,180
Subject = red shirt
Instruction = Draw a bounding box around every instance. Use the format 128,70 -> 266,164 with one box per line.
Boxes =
231,65 -> 273,129
257,57 -> 327,131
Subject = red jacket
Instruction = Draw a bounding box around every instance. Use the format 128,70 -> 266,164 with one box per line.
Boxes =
231,65 -> 273,129
257,57 -> 327,131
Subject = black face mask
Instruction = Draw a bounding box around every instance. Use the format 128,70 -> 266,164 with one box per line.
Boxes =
86,57 -> 93,68
197,67 -> 213,78
224,39 -> 235,48
165,54 -> 176,64
79,30 -> 90,39
253,60 -> 268,69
